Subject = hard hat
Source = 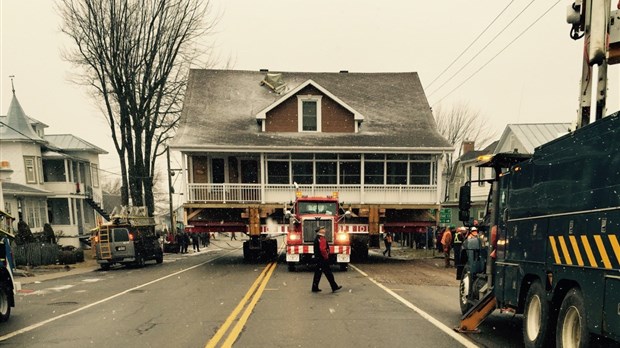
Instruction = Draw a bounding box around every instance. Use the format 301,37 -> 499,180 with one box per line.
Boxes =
471,227 -> 478,231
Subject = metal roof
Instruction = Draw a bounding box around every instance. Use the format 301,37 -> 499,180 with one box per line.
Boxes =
495,123 -> 571,154
171,69 -> 452,153
45,134 -> 108,154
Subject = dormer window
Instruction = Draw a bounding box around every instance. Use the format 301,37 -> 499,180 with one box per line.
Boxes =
298,95 -> 322,132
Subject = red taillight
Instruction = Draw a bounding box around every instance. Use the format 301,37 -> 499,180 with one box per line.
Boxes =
287,233 -> 302,245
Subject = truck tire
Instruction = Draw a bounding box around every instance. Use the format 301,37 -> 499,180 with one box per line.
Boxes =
459,264 -> 473,315
134,254 -> 146,268
0,285 -> 11,322
523,281 -> 551,348
287,262 -> 296,272
339,263 -> 348,272
100,263 -> 111,271
556,288 -> 590,348
155,252 -> 163,264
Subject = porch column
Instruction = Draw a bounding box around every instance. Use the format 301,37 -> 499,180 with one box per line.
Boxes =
360,154 -> 365,204
436,152 -> 445,205
260,153 -> 265,204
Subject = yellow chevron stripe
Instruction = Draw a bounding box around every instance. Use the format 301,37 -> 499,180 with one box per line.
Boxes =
608,235 -> 620,266
581,235 -> 598,268
549,236 -> 561,264
558,236 -> 573,265
568,236 -> 584,266
593,235 -> 612,269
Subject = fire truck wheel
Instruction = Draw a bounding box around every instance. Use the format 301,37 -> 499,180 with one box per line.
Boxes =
0,285 -> 11,322
523,281 -> 551,348
556,288 -> 590,348
287,263 -> 296,272
100,263 -> 110,271
459,264 -> 473,315
155,253 -> 163,264
339,263 -> 348,272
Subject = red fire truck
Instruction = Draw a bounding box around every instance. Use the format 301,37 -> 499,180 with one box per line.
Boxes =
285,191 -> 351,272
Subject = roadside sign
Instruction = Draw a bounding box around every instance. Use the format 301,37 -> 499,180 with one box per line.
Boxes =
440,208 -> 451,224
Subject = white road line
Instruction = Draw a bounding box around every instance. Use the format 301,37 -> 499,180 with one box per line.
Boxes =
350,264 -> 478,348
0,251 -> 235,342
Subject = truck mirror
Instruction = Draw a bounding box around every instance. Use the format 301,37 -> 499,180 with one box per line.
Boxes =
284,210 -> 292,219
459,210 -> 470,223
344,210 -> 351,218
459,185 -> 471,210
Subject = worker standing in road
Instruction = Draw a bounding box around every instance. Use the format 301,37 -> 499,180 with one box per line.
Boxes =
453,227 -> 466,267
382,231 -> 393,257
311,226 -> 342,293
441,226 -> 453,268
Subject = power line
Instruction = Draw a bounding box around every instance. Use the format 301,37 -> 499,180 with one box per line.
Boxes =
424,0 -> 516,90
427,0 -> 538,99
431,0 -> 563,107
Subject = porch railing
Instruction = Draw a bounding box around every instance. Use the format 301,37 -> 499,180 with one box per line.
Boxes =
186,183 -> 438,205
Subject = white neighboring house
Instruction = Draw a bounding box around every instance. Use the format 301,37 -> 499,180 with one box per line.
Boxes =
0,91 -> 108,247
443,123 -> 571,226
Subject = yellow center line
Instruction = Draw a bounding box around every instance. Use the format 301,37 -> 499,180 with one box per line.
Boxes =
222,262 -> 278,347
205,262 -> 275,348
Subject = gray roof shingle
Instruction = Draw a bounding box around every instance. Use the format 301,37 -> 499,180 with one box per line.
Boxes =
171,70 -> 452,153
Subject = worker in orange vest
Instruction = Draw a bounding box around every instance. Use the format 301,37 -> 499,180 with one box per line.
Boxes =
441,226 -> 453,268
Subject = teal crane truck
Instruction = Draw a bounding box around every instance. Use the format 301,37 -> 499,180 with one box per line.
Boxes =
455,1 -> 620,347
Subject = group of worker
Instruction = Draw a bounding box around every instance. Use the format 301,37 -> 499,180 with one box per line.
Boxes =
439,225 -> 481,268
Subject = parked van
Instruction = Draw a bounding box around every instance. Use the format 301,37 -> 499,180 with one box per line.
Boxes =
94,207 -> 163,270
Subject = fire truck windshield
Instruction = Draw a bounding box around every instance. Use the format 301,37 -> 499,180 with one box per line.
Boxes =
298,202 -> 337,216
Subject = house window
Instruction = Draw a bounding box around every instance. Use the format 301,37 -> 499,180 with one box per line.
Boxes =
316,161 -> 337,184
37,157 -> 44,183
26,199 -> 46,229
478,167 -> 485,186
48,198 -> 70,225
267,161 -> 289,184
43,159 -> 67,182
4,202 -> 11,215
292,162 -> 313,184
364,161 -> 384,185
24,156 -> 37,183
298,96 -> 322,132
339,161 -> 360,184
91,164 -> 99,187
387,162 -> 407,185
410,162 -> 431,185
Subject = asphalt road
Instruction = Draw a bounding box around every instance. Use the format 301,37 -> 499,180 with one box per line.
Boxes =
0,239 -> 528,348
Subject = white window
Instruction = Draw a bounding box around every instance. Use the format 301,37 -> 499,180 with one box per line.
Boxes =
297,95 -> 322,132
478,167 -> 485,186
26,200 -> 46,229
37,156 -> 44,183
91,164 -> 100,187
24,156 -> 37,183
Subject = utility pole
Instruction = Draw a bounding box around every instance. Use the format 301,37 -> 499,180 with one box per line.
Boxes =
167,146 -> 176,234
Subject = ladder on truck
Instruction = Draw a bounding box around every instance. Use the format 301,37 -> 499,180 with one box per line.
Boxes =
98,228 -> 112,259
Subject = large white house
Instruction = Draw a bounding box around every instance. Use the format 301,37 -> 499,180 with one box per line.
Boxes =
0,90 -> 107,247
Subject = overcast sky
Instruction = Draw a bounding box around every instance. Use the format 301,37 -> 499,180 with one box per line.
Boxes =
1,0 -> 619,181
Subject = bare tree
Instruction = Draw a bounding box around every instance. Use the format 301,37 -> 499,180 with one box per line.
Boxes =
58,0 -> 215,216
433,101 -> 496,156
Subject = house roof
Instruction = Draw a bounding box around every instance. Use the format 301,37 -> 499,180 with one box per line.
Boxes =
1,182 -> 50,197
0,93 -> 46,143
171,69 -> 452,153
45,134 -> 108,154
495,123 -> 571,154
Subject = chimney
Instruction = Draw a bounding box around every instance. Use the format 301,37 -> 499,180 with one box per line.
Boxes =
462,140 -> 475,155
